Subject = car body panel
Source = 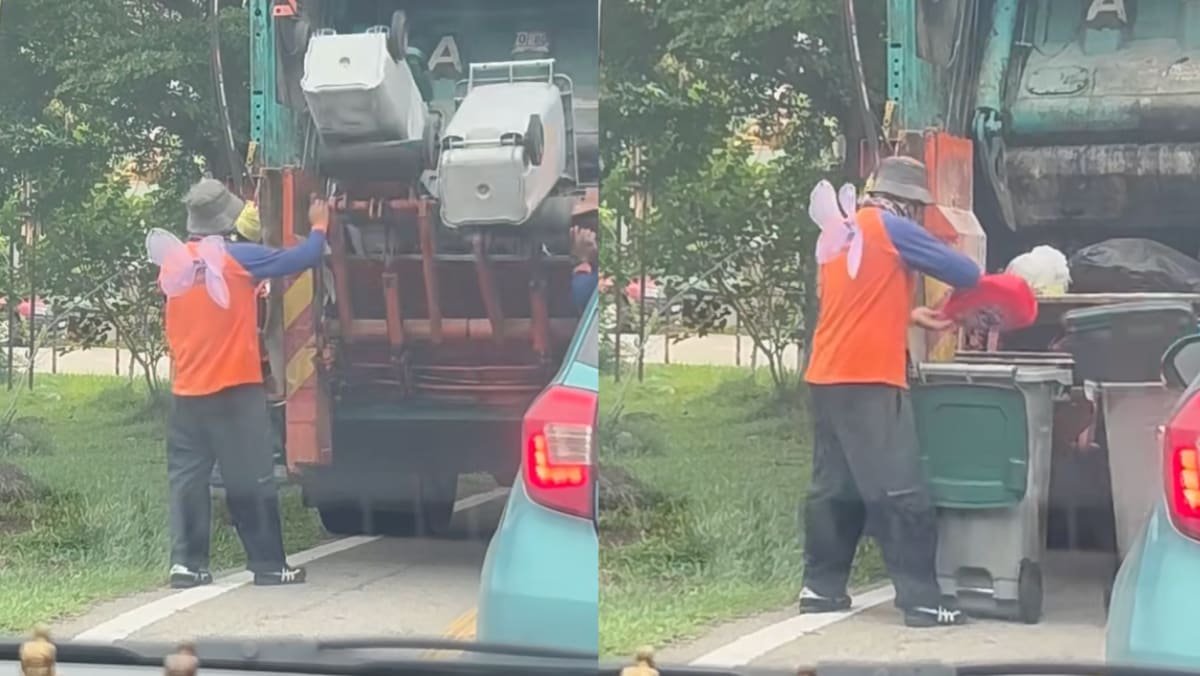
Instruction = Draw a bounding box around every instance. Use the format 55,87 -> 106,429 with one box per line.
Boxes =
1106,494 -> 1200,667
477,480 -> 599,654
476,292 -> 599,654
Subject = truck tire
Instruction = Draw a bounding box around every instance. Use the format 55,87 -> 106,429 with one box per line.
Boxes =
314,471 -> 458,538
317,502 -> 367,536
371,471 -> 458,537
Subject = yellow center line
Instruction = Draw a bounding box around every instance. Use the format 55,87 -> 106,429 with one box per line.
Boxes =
423,607 -> 477,659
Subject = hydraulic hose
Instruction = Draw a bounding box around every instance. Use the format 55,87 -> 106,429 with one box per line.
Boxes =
209,0 -> 246,190
843,0 -> 880,170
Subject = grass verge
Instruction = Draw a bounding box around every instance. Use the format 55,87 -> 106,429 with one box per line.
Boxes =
599,365 -> 884,657
0,375 -> 326,634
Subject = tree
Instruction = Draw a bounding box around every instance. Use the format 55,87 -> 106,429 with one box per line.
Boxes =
0,0 -> 251,190
0,0 -> 252,396
600,0 -> 886,390
36,176 -> 171,396
601,0 -> 885,184
652,131 -> 829,389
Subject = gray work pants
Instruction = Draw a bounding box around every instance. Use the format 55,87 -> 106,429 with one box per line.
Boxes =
167,383 -> 287,573
801,383 -> 943,609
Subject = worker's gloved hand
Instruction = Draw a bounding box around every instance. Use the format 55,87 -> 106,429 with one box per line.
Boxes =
911,306 -> 955,332
308,194 -> 330,233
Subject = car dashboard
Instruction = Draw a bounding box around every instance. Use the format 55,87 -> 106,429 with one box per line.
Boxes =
3,640 -> 1199,676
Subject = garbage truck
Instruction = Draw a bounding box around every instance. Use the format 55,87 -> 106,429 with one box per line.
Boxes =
873,0 -> 1200,622
877,0 -> 1200,268
245,0 -> 598,537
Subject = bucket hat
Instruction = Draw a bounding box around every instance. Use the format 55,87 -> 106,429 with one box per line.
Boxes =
868,156 -> 934,205
185,179 -> 244,236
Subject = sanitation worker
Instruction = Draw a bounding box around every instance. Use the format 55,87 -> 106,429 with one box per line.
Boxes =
570,193 -> 600,313
799,156 -> 981,627
571,225 -> 599,313
165,178 -> 327,588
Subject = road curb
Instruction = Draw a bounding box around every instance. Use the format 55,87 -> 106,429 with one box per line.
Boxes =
689,585 -> 895,667
71,488 -> 508,642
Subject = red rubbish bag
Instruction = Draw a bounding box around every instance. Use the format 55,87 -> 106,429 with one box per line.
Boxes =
940,273 -> 1038,332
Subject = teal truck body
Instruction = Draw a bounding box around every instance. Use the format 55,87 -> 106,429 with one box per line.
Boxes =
888,0 -> 1200,263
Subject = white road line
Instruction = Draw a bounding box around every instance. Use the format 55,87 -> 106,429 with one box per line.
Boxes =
690,585 -> 896,668
455,487 -> 508,511
71,487 -> 509,643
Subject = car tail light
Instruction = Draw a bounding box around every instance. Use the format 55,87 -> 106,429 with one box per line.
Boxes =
523,384 -> 596,519
1164,391 -> 1200,539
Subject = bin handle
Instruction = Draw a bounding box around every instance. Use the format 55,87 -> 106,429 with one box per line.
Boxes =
915,363 -> 1018,385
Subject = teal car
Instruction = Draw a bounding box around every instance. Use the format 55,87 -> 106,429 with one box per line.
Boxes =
476,291 -> 599,655
1106,334 -> 1200,667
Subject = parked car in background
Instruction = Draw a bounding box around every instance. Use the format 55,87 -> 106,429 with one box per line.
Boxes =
0,297 -> 54,345
613,276 -> 666,332
1106,333 -> 1200,667
610,275 -> 730,335
476,291 -> 598,655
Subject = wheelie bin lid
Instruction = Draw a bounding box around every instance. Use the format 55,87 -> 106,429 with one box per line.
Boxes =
1063,299 -> 1195,330
915,362 -> 1072,387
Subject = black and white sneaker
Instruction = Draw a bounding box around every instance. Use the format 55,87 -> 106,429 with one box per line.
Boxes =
254,565 -> 307,586
169,564 -> 213,589
904,603 -> 967,627
798,587 -> 852,614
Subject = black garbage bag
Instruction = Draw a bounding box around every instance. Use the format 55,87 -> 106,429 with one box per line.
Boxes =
1069,238 -> 1200,294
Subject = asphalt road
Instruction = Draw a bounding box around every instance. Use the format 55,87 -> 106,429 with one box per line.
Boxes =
27,348 -> 507,648
663,550 -> 1108,668
53,490 -> 508,646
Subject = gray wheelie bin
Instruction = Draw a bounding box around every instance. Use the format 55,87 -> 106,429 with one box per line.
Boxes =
912,362 -> 1072,624
1089,381 -> 1178,559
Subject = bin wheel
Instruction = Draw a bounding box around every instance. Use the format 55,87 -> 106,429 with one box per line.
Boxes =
281,16 -> 312,57
422,113 -> 441,169
1017,559 -> 1043,624
524,114 -> 544,167
387,10 -> 408,61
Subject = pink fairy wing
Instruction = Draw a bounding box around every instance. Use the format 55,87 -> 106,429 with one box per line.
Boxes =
146,228 -> 184,266
158,263 -> 198,298
846,229 -> 864,279
808,180 -> 843,232
196,236 -> 231,309
837,183 -> 857,218
816,228 -> 850,264
146,229 -> 199,298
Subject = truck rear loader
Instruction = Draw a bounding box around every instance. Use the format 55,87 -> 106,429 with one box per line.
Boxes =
247,0 -> 599,537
